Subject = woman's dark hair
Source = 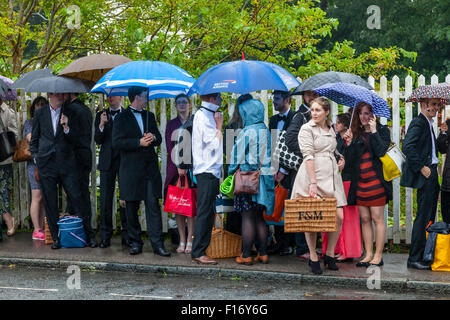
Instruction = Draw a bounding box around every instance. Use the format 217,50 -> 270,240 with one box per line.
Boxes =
30,96 -> 48,118
350,102 -> 380,139
175,93 -> 189,103
230,94 -> 252,127
336,112 -> 351,129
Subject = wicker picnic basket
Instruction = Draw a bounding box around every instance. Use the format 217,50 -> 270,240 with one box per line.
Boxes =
284,197 -> 337,233
44,214 -> 66,245
206,214 -> 242,259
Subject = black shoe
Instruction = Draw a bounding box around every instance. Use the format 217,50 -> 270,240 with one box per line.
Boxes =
279,246 -> 293,256
309,259 -> 323,275
370,260 -> 384,267
356,261 -> 371,267
88,239 -> 98,248
154,246 -> 171,257
130,246 -> 143,255
323,255 -> 339,271
407,261 -> 431,270
51,240 -> 61,250
336,258 -> 354,263
99,240 -> 110,248
122,238 -> 132,247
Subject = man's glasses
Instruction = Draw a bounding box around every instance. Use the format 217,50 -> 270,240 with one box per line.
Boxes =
176,101 -> 189,106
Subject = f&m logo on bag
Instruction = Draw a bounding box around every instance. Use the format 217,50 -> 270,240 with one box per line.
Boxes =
298,211 -> 323,221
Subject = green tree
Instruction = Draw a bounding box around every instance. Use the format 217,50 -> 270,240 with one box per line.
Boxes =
322,0 -> 450,79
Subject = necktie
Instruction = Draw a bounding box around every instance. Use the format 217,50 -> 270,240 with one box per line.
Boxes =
110,109 -> 120,116
131,108 -> 143,114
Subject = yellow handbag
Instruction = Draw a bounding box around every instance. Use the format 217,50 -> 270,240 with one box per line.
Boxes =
379,144 -> 405,181
431,233 -> 450,271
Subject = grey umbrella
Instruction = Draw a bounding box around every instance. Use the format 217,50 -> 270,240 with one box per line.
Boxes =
12,68 -> 54,89
23,74 -> 95,93
291,71 -> 373,95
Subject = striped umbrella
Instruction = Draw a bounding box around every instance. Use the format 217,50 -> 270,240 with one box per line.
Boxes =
90,61 -> 195,99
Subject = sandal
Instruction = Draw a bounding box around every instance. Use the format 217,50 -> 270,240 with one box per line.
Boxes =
185,242 -> 193,254
176,242 -> 186,253
7,217 -> 19,236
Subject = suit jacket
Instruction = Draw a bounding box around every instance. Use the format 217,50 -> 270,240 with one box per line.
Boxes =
437,119 -> 449,191
400,113 -> 439,189
269,109 -> 295,189
94,108 -> 121,171
112,107 -> 162,201
29,104 -> 78,176
297,103 -> 311,122
65,98 -> 93,171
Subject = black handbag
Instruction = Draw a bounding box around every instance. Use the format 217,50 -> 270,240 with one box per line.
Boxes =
0,115 -> 14,162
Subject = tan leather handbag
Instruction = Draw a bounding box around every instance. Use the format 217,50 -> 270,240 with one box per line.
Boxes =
13,139 -> 31,162
233,142 -> 267,195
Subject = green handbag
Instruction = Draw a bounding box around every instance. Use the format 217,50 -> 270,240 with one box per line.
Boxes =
220,174 -> 235,199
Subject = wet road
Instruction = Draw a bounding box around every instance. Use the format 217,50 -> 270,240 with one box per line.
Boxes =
0,264 -> 447,300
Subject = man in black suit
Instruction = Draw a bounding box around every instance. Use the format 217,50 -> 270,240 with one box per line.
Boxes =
269,90 -> 296,256
63,93 -> 97,248
401,98 -> 442,270
295,90 -> 318,122
94,95 -> 130,248
112,86 -> 170,257
30,92 -> 84,249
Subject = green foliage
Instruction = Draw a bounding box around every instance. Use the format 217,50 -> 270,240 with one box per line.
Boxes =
0,0 -> 419,83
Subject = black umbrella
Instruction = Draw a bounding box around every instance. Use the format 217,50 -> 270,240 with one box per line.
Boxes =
23,74 -> 95,93
291,71 -> 373,95
12,68 -> 54,89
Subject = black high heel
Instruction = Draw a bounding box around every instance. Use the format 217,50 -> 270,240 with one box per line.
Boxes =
323,255 -> 339,271
309,259 -> 323,275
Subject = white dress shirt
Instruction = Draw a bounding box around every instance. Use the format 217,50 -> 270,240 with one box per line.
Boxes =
424,114 -> 439,165
49,105 -> 61,136
192,101 -> 223,178
130,107 -> 144,135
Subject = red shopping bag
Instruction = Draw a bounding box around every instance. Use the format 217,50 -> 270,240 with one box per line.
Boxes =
264,183 -> 288,223
164,176 -> 197,217
322,181 -> 361,259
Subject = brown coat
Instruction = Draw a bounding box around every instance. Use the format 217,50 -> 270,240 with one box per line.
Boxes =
291,120 -> 347,207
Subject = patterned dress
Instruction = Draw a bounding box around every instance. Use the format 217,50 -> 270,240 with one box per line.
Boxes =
356,134 -> 386,207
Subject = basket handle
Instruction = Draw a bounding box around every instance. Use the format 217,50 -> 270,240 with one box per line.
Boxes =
213,214 -> 224,229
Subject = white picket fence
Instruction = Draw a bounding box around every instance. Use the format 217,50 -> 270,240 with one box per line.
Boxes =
6,74 -> 450,244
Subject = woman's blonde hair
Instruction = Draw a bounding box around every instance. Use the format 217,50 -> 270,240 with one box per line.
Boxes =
310,96 -> 332,126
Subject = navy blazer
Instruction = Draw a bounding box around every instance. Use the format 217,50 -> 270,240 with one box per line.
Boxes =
112,107 -> 162,201
400,113 -> 439,189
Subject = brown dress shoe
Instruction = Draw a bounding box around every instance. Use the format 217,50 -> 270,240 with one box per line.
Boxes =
235,255 -> 253,265
254,253 -> 269,264
192,255 -> 218,265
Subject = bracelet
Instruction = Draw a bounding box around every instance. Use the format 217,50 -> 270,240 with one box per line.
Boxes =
310,182 -> 317,185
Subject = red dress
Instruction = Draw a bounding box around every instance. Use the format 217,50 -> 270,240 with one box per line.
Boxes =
356,151 -> 386,207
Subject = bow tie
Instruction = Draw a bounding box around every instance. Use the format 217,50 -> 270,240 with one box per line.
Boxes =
110,109 -> 120,116
131,108 -> 143,114
279,114 -> 287,119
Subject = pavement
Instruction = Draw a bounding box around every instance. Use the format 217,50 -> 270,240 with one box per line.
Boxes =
1,232 -> 450,294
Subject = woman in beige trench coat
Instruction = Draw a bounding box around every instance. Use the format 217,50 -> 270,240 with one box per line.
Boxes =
291,97 -> 346,275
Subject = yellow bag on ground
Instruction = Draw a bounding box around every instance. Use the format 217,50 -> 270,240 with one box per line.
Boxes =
431,233 -> 450,271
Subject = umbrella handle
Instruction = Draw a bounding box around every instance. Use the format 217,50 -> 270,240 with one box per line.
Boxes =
345,107 -> 356,146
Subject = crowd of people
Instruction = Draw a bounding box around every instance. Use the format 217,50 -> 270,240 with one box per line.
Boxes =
0,87 -> 448,273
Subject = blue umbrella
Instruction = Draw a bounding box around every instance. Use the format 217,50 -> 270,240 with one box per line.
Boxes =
188,60 -> 300,95
312,82 -> 391,119
90,61 -> 195,99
